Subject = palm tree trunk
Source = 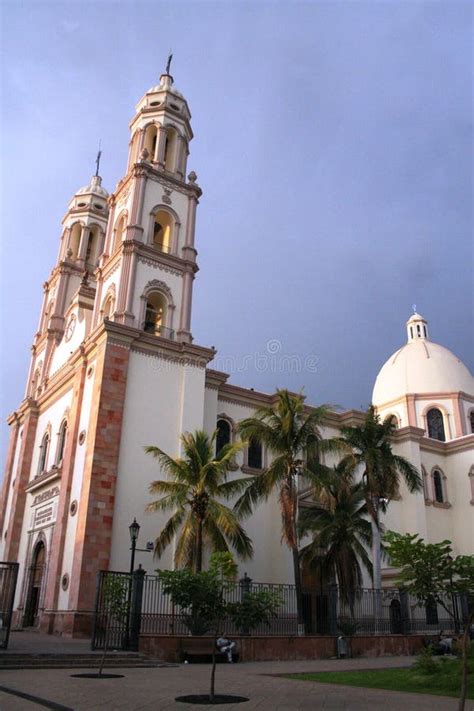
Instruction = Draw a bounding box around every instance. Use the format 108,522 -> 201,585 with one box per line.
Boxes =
195,519 -> 203,573
371,515 -> 382,590
292,545 -> 304,633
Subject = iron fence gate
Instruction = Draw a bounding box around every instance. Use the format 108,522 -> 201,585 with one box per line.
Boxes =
92,569 -> 466,650
0,561 -> 19,650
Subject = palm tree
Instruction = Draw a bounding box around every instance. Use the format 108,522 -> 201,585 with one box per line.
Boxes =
145,430 -> 253,572
298,461 -> 373,608
338,406 -> 422,590
235,389 -> 338,629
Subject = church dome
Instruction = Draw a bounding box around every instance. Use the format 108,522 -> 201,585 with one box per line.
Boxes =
76,175 -> 109,198
372,312 -> 474,406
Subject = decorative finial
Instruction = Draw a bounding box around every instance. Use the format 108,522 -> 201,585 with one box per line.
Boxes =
95,139 -> 102,177
412,303 -> 417,314
165,52 -> 173,75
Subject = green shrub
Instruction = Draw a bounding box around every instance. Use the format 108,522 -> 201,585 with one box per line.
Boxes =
413,646 -> 438,675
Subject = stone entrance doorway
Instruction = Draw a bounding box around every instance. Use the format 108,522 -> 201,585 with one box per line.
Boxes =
23,541 -> 45,627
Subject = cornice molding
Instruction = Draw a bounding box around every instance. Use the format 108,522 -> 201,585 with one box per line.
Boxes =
25,467 -> 61,494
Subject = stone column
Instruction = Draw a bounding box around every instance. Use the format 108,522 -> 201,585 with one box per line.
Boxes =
3,403 -> 39,562
177,267 -> 194,342
0,415 -> 20,540
156,125 -> 167,166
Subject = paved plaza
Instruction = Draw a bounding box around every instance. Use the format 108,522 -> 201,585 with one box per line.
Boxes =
0,645 -> 463,710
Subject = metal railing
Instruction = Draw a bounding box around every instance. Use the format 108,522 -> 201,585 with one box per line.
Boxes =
92,570 -> 467,650
142,323 -> 175,340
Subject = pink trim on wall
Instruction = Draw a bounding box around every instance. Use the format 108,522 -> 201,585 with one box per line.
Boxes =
0,416 -> 20,539
3,405 -> 39,561
406,395 -> 417,427
41,357 -> 87,628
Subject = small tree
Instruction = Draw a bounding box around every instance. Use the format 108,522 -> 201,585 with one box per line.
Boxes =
384,532 -> 474,711
158,553 -> 281,702
98,575 -> 130,676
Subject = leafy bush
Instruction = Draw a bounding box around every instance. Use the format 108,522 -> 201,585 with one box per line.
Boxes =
413,646 -> 438,675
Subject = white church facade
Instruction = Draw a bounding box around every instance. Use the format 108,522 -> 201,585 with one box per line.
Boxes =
1,71 -> 473,637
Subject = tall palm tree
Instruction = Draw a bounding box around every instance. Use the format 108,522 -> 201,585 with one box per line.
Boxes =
145,430 -> 253,572
235,389 -> 337,628
298,462 -> 373,608
338,406 -> 422,590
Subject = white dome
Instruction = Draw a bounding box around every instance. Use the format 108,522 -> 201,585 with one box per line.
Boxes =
76,175 -> 109,198
372,315 -> 474,405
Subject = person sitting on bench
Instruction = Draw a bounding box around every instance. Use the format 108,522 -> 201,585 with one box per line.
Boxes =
216,632 -> 235,662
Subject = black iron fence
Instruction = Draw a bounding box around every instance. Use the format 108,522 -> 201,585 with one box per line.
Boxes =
92,569 -> 467,650
0,562 -> 19,650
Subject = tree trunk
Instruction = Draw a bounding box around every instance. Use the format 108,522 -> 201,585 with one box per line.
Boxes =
195,520 -> 203,573
98,626 -> 108,676
292,544 -> 304,633
371,509 -> 382,632
459,618 -> 471,711
210,633 -> 217,702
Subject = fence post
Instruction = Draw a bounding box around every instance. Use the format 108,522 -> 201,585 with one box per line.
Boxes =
399,589 -> 410,635
129,565 -> 146,651
239,573 -> 252,636
328,583 -> 338,635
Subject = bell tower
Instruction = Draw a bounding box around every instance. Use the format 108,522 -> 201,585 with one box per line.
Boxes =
93,65 -> 201,344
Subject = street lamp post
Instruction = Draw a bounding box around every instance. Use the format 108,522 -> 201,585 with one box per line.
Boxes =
129,518 -> 140,575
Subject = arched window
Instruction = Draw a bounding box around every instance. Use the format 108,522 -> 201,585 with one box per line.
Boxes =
143,291 -> 167,336
56,421 -> 68,465
102,295 -> 114,320
69,223 -> 82,261
152,210 -> 173,253
386,413 -> 399,429
85,225 -> 101,267
427,408 -> 446,442
164,127 -> 178,172
247,437 -> 263,470
144,124 -> 158,161
37,433 -> 50,475
470,411 -> 474,434
216,419 -> 232,455
433,469 -> 444,503
113,214 -> 126,253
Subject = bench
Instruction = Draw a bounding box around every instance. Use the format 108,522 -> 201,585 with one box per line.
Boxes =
179,637 -> 239,664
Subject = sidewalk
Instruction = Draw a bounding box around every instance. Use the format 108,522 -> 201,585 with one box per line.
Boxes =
0,655 -> 462,710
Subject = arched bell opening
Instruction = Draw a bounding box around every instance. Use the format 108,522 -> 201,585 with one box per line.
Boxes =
85,225 -> 101,268
112,214 -> 127,254
68,223 -> 82,261
152,210 -> 173,253
143,291 -> 168,337
164,127 -> 178,172
144,124 -> 158,162
23,540 -> 46,628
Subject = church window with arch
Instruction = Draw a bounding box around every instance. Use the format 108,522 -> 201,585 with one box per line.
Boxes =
247,437 -> 263,470
113,214 -> 126,253
55,420 -> 68,465
37,433 -> 50,476
216,419 -> 232,455
426,408 -> 446,442
432,469 -> 445,504
470,410 -> 474,434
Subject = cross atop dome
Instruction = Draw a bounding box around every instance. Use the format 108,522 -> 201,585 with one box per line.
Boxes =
406,311 -> 429,342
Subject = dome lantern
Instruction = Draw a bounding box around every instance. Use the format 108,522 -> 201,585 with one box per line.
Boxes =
406,311 -> 429,343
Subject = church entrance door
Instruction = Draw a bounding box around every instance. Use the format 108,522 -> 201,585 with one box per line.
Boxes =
23,541 -> 45,628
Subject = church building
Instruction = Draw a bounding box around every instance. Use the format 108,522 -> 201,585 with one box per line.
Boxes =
1,70 -> 473,637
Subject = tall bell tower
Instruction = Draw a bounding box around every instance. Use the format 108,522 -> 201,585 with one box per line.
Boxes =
93,66 -> 201,344
0,66 -> 215,637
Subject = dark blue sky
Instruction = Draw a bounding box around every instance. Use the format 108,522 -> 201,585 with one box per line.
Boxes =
1,1 -> 473,468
